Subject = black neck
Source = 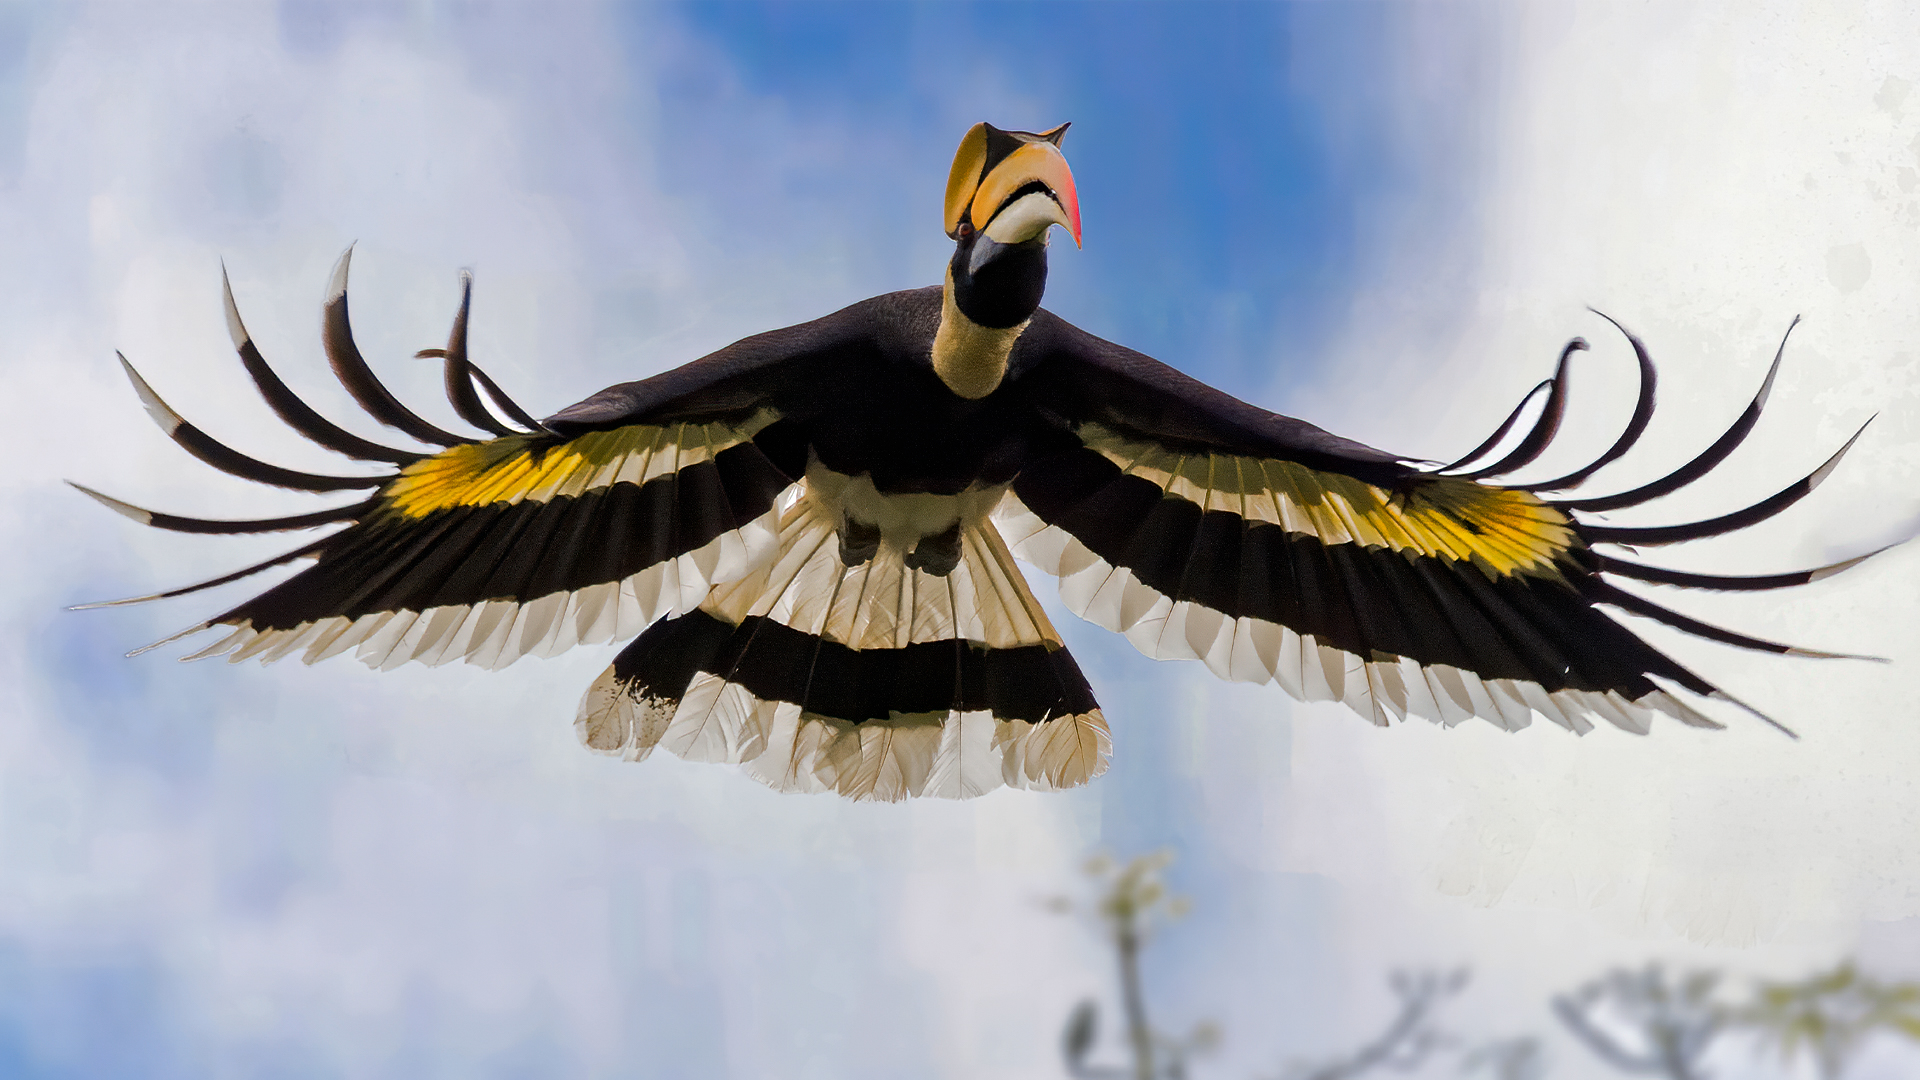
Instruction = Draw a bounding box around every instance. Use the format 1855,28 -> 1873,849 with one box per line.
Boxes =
949,235 -> 1048,329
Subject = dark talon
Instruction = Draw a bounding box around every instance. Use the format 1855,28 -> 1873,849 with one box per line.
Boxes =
904,521 -> 962,576
838,517 -> 881,566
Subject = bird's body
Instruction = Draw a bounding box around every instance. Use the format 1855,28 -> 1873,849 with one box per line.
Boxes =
78,123 -> 1883,800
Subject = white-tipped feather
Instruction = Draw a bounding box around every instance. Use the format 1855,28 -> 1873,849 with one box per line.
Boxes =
414,604 -> 476,667
815,715 -> 944,802
997,709 -> 1112,791
301,615 -> 358,663
511,592 -> 562,661
996,493 -> 1724,737
1370,663 -> 1410,723
219,263 -> 252,349
182,625 -> 250,661
739,703 -> 835,795
1397,659 -> 1445,723
1303,643 -> 1339,703
384,610 -> 442,672
575,664 -> 673,762
1642,677 -> 1727,730
327,245 -> 353,303
118,354 -> 185,436
257,620 -> 320,665
573,581 -> 618,646
580,670 -> 1110,802
1485,680 -> 1534,732
357,609 -> 418,668
230,625 -> 287,663
660,674 -> 774,765
574,484 -> 1108,800
158,500 -> 789,672
67,482 -> 153,526
1516,680 -> 1576,732
922,709 -> 1003,800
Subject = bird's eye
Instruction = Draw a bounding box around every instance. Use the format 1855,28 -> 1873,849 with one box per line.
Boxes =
957,222 -> 974,238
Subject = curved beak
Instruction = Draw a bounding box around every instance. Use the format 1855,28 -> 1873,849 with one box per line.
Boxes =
943,122 -> 1082,248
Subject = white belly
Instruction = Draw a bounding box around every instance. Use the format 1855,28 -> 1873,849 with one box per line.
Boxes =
803,456 -> 1009,548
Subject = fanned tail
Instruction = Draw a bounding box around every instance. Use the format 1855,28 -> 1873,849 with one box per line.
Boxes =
576,488 -> 1110,801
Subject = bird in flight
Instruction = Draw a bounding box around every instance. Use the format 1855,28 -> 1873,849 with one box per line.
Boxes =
78,122 -> 1880,800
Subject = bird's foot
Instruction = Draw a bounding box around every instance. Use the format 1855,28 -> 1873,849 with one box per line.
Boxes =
904,521 -> 962,577
838,517 -> 881,566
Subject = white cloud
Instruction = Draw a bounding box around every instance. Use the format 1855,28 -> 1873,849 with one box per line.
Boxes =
1277,2 -> 1920,1075
13,2 -> 1916,1077
0,5 -> 1101,1076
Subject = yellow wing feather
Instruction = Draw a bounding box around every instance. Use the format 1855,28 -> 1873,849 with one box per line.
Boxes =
1080,422 -> 1575,579
383,410 -> 778,519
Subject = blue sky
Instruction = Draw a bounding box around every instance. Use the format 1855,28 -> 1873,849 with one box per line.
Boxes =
3,2 -> 1920,1078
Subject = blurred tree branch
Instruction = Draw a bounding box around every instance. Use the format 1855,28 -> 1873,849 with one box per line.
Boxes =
1460,1036 -> 1546,1080
1274,968 -> 1467,1080
1735,961 -> 1920,1079
1044,847 -> 1920,1080
1553,964 -> 1724,1079
1055,851 -> 1218,1080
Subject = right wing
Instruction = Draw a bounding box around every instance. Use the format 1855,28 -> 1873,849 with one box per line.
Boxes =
74,252 -> 860,671
1000,309 -> 1879,734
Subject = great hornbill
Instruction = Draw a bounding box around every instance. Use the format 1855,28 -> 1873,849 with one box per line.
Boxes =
77,122 -> 1881,800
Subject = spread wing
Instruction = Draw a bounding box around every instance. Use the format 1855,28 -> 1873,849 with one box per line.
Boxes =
73,252 -> 863,670
1000,310 -> 1878,734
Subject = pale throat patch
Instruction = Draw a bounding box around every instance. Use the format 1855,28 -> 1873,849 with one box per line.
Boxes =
931,266 -> 1028,399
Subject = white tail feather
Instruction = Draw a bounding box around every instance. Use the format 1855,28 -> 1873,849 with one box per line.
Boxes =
577,485 -> 1109,800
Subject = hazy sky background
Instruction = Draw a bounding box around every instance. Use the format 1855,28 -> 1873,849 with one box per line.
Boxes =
2,2 -> 1918,1077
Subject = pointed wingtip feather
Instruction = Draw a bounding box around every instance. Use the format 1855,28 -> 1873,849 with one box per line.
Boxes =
1597,543 -> 1896,592
1582,418 -> 1873,547
1808,417 -> 1873,489
1554,323 -> 1797,514
1709,689 -> 1799,739
117,352 -> 184,436
71,537 -> 329,612
1784,646 -> 1889,662
1751,315 -> 1798,413
221,263 -> 250,349
1807,547 -> 1885,583
126,622 -> 211,658
71,594 -> 158,612
328,244 -> 354,303
67,481 -> 152,525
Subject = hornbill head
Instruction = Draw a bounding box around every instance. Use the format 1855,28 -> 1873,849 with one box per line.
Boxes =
943,122 -> 1081,329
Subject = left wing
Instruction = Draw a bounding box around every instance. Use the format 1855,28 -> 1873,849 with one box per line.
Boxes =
74,253 -> 810,670
1000,310 -> 1876,733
